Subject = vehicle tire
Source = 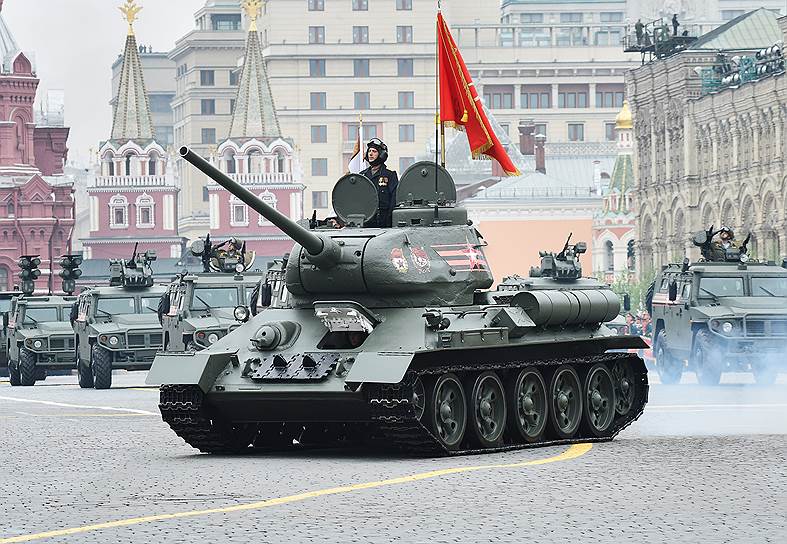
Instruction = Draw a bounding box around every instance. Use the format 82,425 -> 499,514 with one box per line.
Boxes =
466,371 -> 506,448
19,348 -> 37,386
8,360 -> 21,386
76,348 -> 94,389
91,344 -> 113,390
548,365 -> 583,439
654,329 -> 682,385
692,329 -> 722,386
506,367 -> 548,443
426,373 -> 466,451
752,362 -> 778,386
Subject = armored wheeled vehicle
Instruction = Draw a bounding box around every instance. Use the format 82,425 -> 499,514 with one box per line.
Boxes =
7,295 -> 78,386
73,247 -> 166,389
650,235 -> 787,385
0,290 -> 20,375
147,149 -> 648,455
159,235 -> 263,352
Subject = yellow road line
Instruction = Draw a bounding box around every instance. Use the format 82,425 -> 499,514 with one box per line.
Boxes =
0,443 -> 591,543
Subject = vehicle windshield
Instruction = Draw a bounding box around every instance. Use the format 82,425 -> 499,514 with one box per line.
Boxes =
96,297 -> 136,316
751,277 -> 787,297
140,297 -> 161,313
22,307 -> 60,324
190,287 -> 239,310
698,277 -> 744,298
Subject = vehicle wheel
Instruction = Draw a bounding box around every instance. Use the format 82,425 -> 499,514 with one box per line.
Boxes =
426,373 -> 466,451
91,344 -> 113,390
19,348 -> 37,386
692,330 -> 722,386
582,363 -> 616,437
506,367 -> 547,443
76,348 -> 94,389
409,373 -> 426,421
466,371 -> 506,448
548,365 -> 582,439
610,359 -> 637,416
8,360 -> 21,386
654,329 -> 682,385
752,362 -> 778,385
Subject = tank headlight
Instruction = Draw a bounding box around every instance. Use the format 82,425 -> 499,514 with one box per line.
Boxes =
207,333 -> 219,344
235,263 -> 244,273
722,321 -> 734,334
109,335 -> 119,346
234,305 -> 250,322
33,339 -> 43,349
740,253 -> 750,263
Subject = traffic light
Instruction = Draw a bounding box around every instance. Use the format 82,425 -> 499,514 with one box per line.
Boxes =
18,255 -> 41,295
59,254 -> 83,295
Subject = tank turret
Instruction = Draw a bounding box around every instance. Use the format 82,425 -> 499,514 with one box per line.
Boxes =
529,233 -> 586,281
109,242 -> 156,288
189,233 -> 255,274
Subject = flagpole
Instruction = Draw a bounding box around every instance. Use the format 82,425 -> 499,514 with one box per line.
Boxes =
438,0 -> 445,168
359,111 -> 364,168
434,3 -> 440,169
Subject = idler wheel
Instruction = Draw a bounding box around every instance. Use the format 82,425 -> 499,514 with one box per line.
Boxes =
467,371 -> 506,448
427,373 -> 466,451
506,367 -> 548,443
548,365 -> 582,439
582,363 -> 616,437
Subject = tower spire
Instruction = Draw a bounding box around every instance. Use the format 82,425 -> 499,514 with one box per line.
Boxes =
111,0 -> 154,141
228,0 -> 280,139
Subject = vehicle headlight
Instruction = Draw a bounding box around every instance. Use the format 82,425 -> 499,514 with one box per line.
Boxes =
722,321 -> 734,334
33,339 -> 43,349
740,253 -> 750,263
109,335 -> 119,346
235,263 -> 245,273
207,333 -> 219,344
234,305 -> 250,322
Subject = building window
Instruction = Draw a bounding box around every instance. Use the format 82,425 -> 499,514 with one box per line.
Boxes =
135,193 -> 155,228
223,151 -> 237,173
149,94 -> 173,113
230,99 -> 236,113
520,13 -> 543,23
558,92 -> 587,108
483,91 -> 513,109
124,153 -> 134,176
148,155 -> 158,175
595,91 -> 625,108
230,197 -> 248,227
399,124 -> 415,142
398,91 -> 414,109
309,59 -> 326,77
398,58 -> 413,77
311,125 -> 327,143
212,14 -> 241,30
229,69 -> 239,86
353,26 -> 369,44
6,201 -> 14,218
521,91 -> 550,109
396,26 -> 413,43
560,13 -> 583,23
201,128 -> 216,144
312,158 -> 328,176
568,123 -> 584,142
354,59 -> 370,77
352,0 -> 368,10
200,99 -> 215,115
258,191 -> 277,225
605,122 -> 616,141
399,157 -> 415,171
312,191 -> 329,208
308,0 -> 324,10
347,123 -> 378,141
202,186 -> 209,202
109,195 -> 129,229
354,92 -> 370,109
310,92 -> 327,110
721,10 -> 745,21
308,26 -> 325,44
200,70 -> 215,86
396,0 -> 412,10
600,12 -> 623,22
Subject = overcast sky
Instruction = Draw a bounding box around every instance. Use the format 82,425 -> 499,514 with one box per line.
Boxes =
4,0 -> 206,166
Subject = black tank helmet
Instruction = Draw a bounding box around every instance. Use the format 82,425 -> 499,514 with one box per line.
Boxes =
719,226 -> 734,238
364,138 -> 388,167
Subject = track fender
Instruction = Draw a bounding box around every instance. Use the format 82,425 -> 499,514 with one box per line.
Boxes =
146,350 -> 234,393
345,351 -> 415,384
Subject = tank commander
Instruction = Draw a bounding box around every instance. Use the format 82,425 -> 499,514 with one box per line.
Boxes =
360,138 -> 399,228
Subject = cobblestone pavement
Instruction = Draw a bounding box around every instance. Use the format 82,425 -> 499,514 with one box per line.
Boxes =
1,372 -> 786,544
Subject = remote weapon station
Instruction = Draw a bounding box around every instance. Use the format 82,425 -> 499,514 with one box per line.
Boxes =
148,147 -> 649,455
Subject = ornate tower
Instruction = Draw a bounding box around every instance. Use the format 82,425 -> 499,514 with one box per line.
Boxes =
83,0 -> 184,260
209,0 -> 304,259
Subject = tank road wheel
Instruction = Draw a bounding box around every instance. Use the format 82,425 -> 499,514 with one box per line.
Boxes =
427,373 -> 467,451
8,360 -> 21,386
548,365 -> 582,439
410,374 -> 426,421
506,367 -> 548,443
654,329 -> 682,385
467,371 -> 507,448
18,348 -> 37,386
76,348 -> 94,389
692,330 -> 722,386
91,344 -> 113,390
610,359 -> 637,416
582,364 -> 616,437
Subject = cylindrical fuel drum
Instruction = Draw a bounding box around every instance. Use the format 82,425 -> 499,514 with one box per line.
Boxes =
513,289 -> 619,327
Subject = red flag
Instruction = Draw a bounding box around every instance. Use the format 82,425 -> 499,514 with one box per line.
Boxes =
437,12 -> 520,176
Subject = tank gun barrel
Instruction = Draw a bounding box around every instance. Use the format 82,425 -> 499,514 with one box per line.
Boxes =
179,147 -> 328,259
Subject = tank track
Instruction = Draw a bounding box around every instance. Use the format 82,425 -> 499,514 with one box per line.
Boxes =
367,352 -> 648,456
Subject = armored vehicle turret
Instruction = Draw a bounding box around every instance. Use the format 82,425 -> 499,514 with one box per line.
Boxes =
158,235 -> 263,353
73,251 -> 165,389
6,295 -> 78,386
147,148 -> 648,455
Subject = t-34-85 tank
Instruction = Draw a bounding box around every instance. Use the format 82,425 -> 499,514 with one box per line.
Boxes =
147,147 -> 649,455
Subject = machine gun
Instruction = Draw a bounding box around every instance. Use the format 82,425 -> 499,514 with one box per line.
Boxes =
109,242 -> 157,288
190,233 -> 255,274
529,233 -> 587,281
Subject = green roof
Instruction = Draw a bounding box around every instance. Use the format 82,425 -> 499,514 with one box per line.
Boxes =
689,8 -> 781,51
605,153 -> 633,213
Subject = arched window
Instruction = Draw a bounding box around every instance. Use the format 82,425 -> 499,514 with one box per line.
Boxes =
102,152 -> 115,177
246,149 -> 263,173
229,195 -> 248,227
148,154 -> 158,176
6,201 -> 14,218
605,240 -> 615,272
223,149 -> 236,174
258,191 -> 278,225
109,194 -> 129,228
124,153 -> 135,176
135,193 -> 155,228
274,149 -> 286,173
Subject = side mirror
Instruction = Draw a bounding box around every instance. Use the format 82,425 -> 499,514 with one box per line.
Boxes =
668,280 -> 678,302
622,293 -> 631,312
